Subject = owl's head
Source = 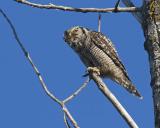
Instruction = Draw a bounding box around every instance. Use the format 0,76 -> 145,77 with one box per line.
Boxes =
64,26 -> 89,51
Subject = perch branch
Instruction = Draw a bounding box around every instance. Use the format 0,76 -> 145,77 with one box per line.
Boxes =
63,77 -> 90,104
0,8 -> 79,128
15,0 -> 141,13
88,70 -> 139,128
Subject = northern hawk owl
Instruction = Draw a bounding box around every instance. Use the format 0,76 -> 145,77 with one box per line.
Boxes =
64,26 -> 142,98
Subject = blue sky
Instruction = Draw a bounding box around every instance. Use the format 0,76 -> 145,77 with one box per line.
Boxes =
0,0 -> 153,128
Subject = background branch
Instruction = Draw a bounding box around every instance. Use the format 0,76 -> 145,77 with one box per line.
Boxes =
15,0 -> 141,13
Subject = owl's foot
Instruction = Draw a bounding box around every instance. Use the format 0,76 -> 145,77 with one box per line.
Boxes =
82,67 -> 100,77
87,67 -> 101,76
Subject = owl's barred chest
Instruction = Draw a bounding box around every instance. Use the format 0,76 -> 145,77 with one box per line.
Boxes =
79,43 -> 115,75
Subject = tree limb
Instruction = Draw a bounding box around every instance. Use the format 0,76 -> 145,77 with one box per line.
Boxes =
15,0 -> 141,13
88,71 -> 139,128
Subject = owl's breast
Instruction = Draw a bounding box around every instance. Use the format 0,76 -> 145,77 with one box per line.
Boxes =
79,43 -> 116,76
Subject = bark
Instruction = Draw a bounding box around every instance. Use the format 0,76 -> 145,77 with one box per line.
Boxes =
141,1 -> 160,128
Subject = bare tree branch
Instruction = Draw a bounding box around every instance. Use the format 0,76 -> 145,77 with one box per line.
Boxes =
63,77 -> 90,104
122,0 -> 143,23
88,70 -> 139,128
0,8 -> 79,128
15,0 -> 141,13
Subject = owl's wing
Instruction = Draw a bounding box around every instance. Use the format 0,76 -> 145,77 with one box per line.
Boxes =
90,31 -> 131,81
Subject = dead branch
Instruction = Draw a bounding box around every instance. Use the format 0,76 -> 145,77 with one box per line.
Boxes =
15,0 -> 141,13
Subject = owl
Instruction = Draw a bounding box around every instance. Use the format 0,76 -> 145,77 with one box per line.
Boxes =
64,26 -> 142,98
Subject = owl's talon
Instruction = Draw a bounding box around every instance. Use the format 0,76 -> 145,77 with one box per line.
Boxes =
87,67 -> 100,76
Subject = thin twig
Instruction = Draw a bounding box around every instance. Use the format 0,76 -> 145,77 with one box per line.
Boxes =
63,77 -> 90,104
15,0 -> 141,13
0,8 -> 79,128
88,71 -> 139,128
98,13 -> 101,32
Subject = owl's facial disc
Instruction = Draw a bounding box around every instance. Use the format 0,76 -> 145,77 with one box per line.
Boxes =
64,26 -> 88,51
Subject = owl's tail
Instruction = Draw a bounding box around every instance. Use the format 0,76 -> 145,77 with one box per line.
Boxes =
126,83 -> 143,99
114,77 -> 143,99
